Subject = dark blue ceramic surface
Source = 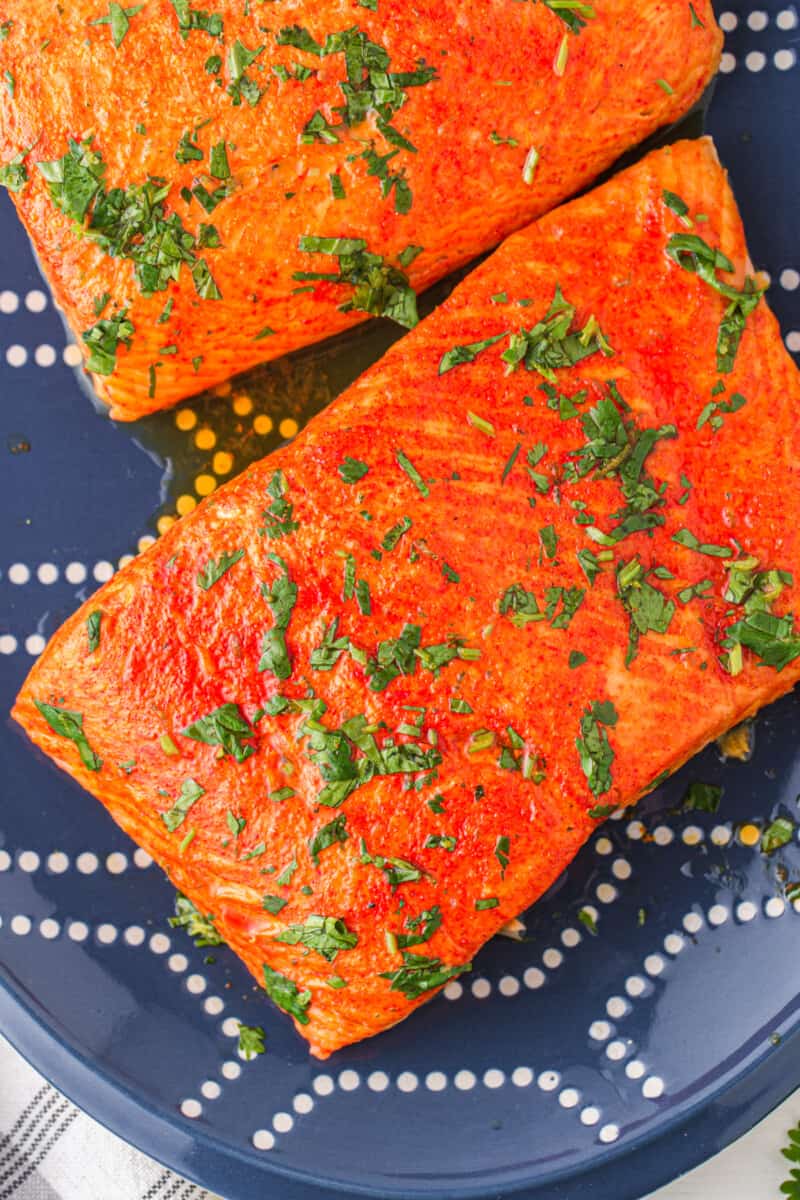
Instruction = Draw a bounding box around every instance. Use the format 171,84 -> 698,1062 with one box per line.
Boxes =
1,6 -> 799,1198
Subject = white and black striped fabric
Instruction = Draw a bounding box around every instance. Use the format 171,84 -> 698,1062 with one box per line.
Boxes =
0,1036 -> 219,1200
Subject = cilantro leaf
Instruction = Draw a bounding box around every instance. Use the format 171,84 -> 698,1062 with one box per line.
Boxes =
197,549 -> 244,590
274,914 -> 358,961
34,701 -> 102,771
380,951 -> 471,999
169,893 -> 224,946
237,1022 -> 266,1059
262,964 -> 311,1024
181,703 -> 255,762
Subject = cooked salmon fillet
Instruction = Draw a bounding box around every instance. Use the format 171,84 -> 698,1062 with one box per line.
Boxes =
13,138 -> 800,1057
0,0 -> 720,419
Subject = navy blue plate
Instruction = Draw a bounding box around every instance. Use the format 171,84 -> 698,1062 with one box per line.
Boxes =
1,6 -> 799,1197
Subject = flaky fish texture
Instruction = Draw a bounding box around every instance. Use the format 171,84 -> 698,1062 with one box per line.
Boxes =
0,0 -> 720,417
14,139 -> 800,1056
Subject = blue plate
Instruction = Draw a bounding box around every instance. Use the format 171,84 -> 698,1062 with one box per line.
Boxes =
1,6 -> 799,1197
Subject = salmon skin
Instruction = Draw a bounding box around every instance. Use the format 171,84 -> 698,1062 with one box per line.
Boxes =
0,0 -> 720,419
13,138 -> 800,1057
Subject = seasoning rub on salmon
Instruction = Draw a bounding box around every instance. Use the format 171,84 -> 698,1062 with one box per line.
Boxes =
0,0 -> 720,419
14,138 -> 800,1057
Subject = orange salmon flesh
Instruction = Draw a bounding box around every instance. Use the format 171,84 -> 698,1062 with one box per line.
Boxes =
13,138 -> 800,1057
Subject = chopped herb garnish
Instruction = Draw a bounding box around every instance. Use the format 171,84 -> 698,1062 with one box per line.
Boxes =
275,913 -> 358,961
237,1022 -> 266,1059
380,951 -> 471,999
0,150 -> 28,193
86,610 -> 102,653
338,455 -> 370,483
227,39 -> 265,107
578,907 -> 597,934
697,390 -> 746,432
542,0 -> 596,34
682,781 -> 722,813
475,897 -> 499,910
276,858 -> 298,887
615,556 -> 675,665
34,701 -> 102,771
82,307 -> 135,376
197,548 -> 244,590
438,332 -> 507,375
395,448 -> 429,497
424,834 -> 457,852
295,236 -> 418,327
259,554 -> 297,679
309,813 -> 348,865
261,470 -> 299,540
360,838 -> 424,889
689,2 -> 705,26
381,515 -> 412,550
161,778 -> 205,832
169,893 -> 223,947
181,703 -> 255,762
262,964 -> 311,1024
502,284 -> 612,381
672,527 -> 732,558
588,804 -> 615,819
495,835 -> 510,877
576,700 -> 618,796
761,817 -> 795,855
569,650 -> 587,669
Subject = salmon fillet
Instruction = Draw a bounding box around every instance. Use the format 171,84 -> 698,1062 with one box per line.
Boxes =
13,138 -> 800,1057
0,0 -> 720,419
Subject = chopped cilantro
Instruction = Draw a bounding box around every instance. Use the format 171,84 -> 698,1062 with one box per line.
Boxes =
438,332 -> 507,375
181,703 -> 255,762
275,913 -> 358,961
169,894 -> 223,946
259,554 -> 297,679
262,964 -> 311,1024
161,778 -> 205,831
86,610 -> 103,653
682,781 -> 722,813
576,700 -> 618,796
33,702 -> 102,771
82,307 -> 135,376
295,236 -> 418,327
197,548 -> 244,590
380,951 -> 471,999
308,813 -> 348,865
762,817 -> 794,854
237,1022 -> 266,1059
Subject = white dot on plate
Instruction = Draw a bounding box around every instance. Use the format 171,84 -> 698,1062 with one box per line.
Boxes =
561,927 -> 581,949
747,9 -> 769,29
682,825 -> 704,846
542,948 -> 563,969
596,836 -> 614,855
35,344 -> 56,368
25,634 -> 45,656
711,825 -> 732,846
778,8 -> 798,29
0,852 -> 10,872
11,915 -> 31,936
625,822 -> 644,841
643,1075 -> 665,1099
612,858 -> 632,880
538,1070 -> 560,1092
652,825 -> 674,847
68,921 -> 89,942
787,331 -> 800,353
471,977 -> 491,999
443,980 -> 463,1000
124,926 -> 145,947
719,10 -> 737,30
606,996 -> 628,1019
6,344 -> 27,367
201,1081 -> 221,1100
106,852 -> 128,875
644,954 -> 665,977
454,1070 -> 476,1091
338,1070 -> 360,1092
606,1040 -> 627,1061
63,343 -> 83,367
39,918 -> 60,940
180,1099 -> 202,1119
97,923 -> 118,945
766,897 -> 786,918
581,1106 -> 600,1126
425,1071 -> 447,1092
313,1074 -> 334,1097
599,1124 -> 620,1144
683,912 -> 703,934
221,1061 -> 241,1080
596,883 -> 618,904
8,563 -> 30,584
745,49 -> 766,71
36,563 -> 58,584
76,852 -> 99,875
93,560 -> 114,582
25,289 -> 47,312
775,48 -> 797,69
204,996 -> 224,1016
499,974 -> 520,996
737,901 -> 757,923
524,967 -> 545,990
118,554 -> 135,570
133,849 -> 153,868
559,1087 -> 580,1108
664,933 -> 685,955
149,933 -> 170,954
222,1017 -> 241,1038
64,562 -> 87,585
273,1112 -> 293,1133
780,268 -> 800,291
168,953 -> 188,972
252,1129 -> 275,1151
187,974 -> 207,995
367,1071 -> 389,1092
483,1069 -> 505,1089
47,852 -> 69,874
512,1067 -> 533,1087
293,1092 -> 314,1114
0,290 -> 19,313
708,904 -> 729,926
0,635 -> 16,654
18,851 -> 39,873
590,1020 -> 611,1041
626,1059 -> 646,1080
396,1072 -> 418,1093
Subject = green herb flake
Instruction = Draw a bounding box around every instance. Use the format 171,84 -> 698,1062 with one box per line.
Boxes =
380,951 -> 471,999
672,527 -> 732,558
761,817 -> 795,855
34,701 -> 103,771
495,834 -> 510,877
86,610 -> 103,653
395,448 -> 429,497
438,332 -> 507,375
262,894 -> 288,915
181,703 -> 255,762
682,781 -> 723,813
578,907 -> 597,935
259,553 -> 298,679
262,963 -> 311,1024
169,893 -> 224,947
237,1022 -> 266,1059
308,813 -> 348,865
576,700 -> 618,797
569,650 -> 587,669
296,235 -> 418,327
161,778 -> 205,832
275,913 -> 358,961
0,150 -> 28,193
197,548 -> 244,590
475,897 -> 499,910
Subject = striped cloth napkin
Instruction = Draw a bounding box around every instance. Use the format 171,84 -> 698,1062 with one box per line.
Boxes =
0,1035 -> 219,1200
